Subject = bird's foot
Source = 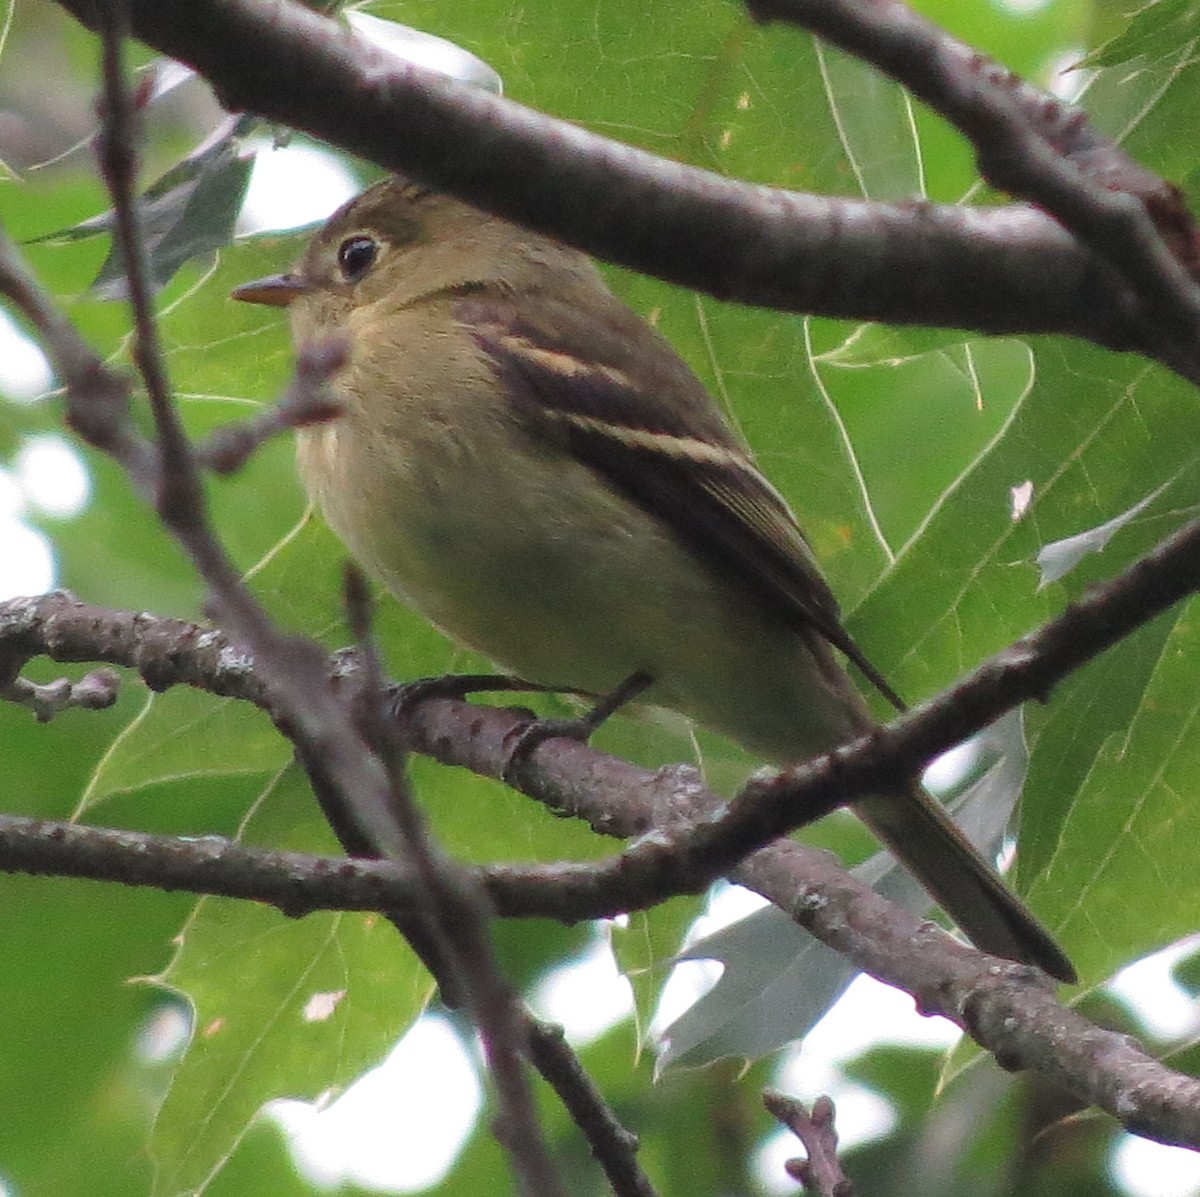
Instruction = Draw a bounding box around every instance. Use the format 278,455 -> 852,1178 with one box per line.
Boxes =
501,670 -> 653,787
388,672 -> 555,721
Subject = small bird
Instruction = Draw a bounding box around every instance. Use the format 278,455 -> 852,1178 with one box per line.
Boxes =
233,177 -> 1074,983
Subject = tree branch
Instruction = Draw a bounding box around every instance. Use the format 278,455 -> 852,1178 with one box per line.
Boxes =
340,571 -> 567,1197
4,592 -> 1200,1149
51,0 -> 1171,361
764,1091 -> 851,1197
746,0 -> 1200,368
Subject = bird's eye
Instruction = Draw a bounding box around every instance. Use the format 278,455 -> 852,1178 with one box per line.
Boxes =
337,235 -> 379,282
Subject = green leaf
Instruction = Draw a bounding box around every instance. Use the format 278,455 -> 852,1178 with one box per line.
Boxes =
79,689 -> 290,813
814,42 -> 924,201
1082,0 -> 1200,70
1027,599 -> 1200,981
611,895 -> 703,1041
148,765 -> 433,1197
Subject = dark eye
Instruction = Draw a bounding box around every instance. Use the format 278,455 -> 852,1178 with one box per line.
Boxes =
337,235 -> 379,282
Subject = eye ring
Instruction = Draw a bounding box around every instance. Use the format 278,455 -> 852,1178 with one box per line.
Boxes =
337,235 -> 379,282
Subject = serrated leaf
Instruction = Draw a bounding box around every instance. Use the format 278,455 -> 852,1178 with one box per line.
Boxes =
29,125 -> 256,297
148,765 -> 432,1197
1082,0 -> 1200,70
93,133 -> 255,298
611,895 -> 704,1042
659,716 -> 1028,1066
79,689 -> 289,812
1027,599 -> 1200,981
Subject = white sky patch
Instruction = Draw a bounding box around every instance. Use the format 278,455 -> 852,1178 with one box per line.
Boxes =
135,1002 -> 192,1065
0,507 -> 54,598
0,309 -> 53,403
237,142 -> 361,235
650,955 -> 723,1041
0,432 -> 90,598
1045,49 -> 1091,103
0,469 -> 23,519
650,883 -> 767,1039
1108,938 -> 1200,1040
0,515 -> 54,596
1111,1134 -> 1200,1197
13,434 -> 90,518
798,972 -> 961,1064
923,738 -> 980,795
530,925 -> 635,1046
268,1014 -> 481,1193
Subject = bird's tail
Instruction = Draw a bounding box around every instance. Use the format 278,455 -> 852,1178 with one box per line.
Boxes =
853,785 -> 1075,983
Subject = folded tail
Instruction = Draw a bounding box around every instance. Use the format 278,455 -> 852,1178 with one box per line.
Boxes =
853,785 -> 1075,983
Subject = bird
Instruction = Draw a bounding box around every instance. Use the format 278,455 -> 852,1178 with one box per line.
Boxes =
232,176 -> 1074,983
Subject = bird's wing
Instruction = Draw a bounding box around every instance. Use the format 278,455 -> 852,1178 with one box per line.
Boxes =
457,290 -> 904,711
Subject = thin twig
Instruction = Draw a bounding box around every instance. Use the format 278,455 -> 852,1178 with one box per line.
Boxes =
342,567 -> 568,1197
764,1091 -> 852,1197
199,338 -> 347,475
87,10 -> 411,866
527,1020 -> 657,1197
94,3 -> 199,521
0,667 -> 120,721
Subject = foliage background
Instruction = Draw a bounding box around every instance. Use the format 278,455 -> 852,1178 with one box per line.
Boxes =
2,0 -> 1200,1193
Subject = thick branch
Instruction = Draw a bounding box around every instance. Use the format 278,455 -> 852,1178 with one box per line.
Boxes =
51,0 -> 1154,355
746,0 -> 1200,364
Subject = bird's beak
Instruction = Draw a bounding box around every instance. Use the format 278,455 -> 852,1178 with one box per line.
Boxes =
230,272 -> 312,308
